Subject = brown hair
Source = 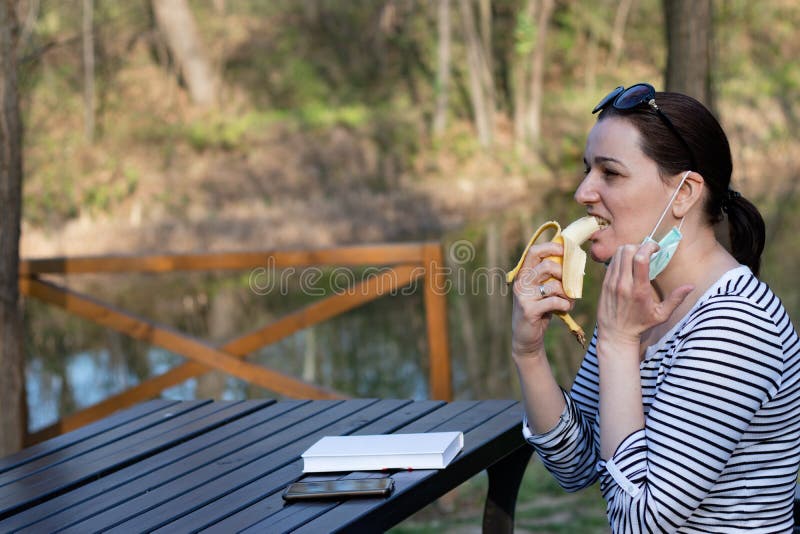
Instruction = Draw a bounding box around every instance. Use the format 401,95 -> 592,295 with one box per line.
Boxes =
598,91 -> 765,275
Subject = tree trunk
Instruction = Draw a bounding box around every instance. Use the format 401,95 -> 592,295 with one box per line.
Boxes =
610,0 -> 635,68
524,0 -> 554,145
0,0 -> 26,456
433,0 -> 451,137
663,0 -> 713,107
19,0 -> 37,50
478,0 -> 492,82
151,0 -> 217,106
512,0 -> 535,148
82,0 -> 94,142
458,0 -> 494,147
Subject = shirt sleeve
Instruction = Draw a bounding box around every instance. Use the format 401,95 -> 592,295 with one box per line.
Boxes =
596,298 -> 784,533
521,330 -> 603,492
522,388 -> 600,491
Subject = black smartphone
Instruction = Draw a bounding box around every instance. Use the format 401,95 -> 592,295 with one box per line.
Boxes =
282,478 -> 394,501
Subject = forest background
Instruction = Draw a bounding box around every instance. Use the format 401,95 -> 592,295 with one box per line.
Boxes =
1,0 -> 799,531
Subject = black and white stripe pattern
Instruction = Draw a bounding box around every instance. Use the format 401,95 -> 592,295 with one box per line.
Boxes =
524,266 -> 800,533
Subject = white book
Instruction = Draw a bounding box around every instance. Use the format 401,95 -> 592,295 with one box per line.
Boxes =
301,431 -> 464,473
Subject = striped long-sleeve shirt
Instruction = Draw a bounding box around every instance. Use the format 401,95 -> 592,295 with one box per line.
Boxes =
524,266 -> 800,533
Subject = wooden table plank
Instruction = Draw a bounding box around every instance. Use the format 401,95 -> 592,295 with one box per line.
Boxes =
237,400 -> 518,533
0,400 -> 207,488
0,400 -> 224,517
156,399 -> 446,533
3,400 -> 301,533
0,399 -> 176,474
288,402 -> 525,533
57,399 -> 381,533
396,399 -> 515,434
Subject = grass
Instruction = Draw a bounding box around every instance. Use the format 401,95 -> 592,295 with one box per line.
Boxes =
390,457 -> 609,533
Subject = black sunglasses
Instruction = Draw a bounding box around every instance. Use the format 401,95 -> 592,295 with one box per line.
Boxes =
592,83 -> 697,170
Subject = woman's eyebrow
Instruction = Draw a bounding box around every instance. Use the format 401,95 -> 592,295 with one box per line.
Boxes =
593,155 -> 624,166
584,155 -> 629,170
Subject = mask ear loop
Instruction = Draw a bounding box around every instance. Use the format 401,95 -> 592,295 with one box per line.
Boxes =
647,170 -> 691,240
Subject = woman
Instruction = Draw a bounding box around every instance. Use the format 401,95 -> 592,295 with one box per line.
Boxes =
511,83 -> 800,532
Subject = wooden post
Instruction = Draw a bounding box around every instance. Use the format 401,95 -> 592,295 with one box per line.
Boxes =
423,243 -> 452,401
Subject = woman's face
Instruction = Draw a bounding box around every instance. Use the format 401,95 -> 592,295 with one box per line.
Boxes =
575,117 -> 676,263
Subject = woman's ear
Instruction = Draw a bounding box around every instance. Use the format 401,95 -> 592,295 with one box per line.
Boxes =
673,171 -> 704,218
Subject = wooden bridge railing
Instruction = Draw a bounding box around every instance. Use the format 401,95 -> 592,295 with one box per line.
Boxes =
19,242 -> 451,445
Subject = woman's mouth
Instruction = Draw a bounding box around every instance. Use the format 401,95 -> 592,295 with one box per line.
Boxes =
589,215 -> 610,239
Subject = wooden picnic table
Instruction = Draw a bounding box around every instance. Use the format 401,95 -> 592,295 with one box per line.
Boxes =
0,398 -> 533,533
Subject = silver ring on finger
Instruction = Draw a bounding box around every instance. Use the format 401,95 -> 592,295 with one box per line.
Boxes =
538,284 -> 547,298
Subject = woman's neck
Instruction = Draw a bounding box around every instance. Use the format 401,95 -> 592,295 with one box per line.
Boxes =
643,229 -> 739,349
652,226 -> 738,299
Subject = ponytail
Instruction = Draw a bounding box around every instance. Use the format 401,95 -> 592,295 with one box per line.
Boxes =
724,191 -> 765,276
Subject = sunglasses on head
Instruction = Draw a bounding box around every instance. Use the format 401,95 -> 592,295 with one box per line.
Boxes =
592,83 -> 697,170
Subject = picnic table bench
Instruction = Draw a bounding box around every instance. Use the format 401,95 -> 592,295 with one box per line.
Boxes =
0,398 -> 533,532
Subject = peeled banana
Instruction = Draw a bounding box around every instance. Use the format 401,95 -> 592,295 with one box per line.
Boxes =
507,216 -> 605,348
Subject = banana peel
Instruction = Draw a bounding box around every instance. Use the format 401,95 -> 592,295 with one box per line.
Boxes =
507,216 -> 605,348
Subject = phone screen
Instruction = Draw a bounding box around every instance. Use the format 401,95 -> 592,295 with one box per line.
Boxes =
282,478 -> 394,501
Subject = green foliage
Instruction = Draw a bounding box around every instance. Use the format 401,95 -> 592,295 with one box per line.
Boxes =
296,104 -> 370,130
183,112 -> 268,152
82,166 -> 138,215
514,11 -> 537,57
24,186 -> 79,227
219,0 -> 435,110
132,105 -> 375,153
439,127 -> 482,161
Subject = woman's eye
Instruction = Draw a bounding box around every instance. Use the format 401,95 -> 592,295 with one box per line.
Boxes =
603,168 -> 619,177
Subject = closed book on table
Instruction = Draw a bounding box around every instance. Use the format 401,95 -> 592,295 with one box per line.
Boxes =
301,431 -> 464,473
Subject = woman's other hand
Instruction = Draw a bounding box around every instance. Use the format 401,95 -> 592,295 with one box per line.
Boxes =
511,241 -> 575,358
598,241 -> 694,346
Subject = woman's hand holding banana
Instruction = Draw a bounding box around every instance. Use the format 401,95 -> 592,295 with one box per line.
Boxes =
510,240 -> 572,358
508,216 -> 606,348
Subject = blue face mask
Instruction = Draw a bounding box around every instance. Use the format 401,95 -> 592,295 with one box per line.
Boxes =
642,171 -> 690,280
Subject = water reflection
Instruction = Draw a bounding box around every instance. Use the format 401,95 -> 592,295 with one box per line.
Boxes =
26,347 -> 187,431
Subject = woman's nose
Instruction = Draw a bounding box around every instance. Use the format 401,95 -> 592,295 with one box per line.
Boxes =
574,174 -> 599,205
